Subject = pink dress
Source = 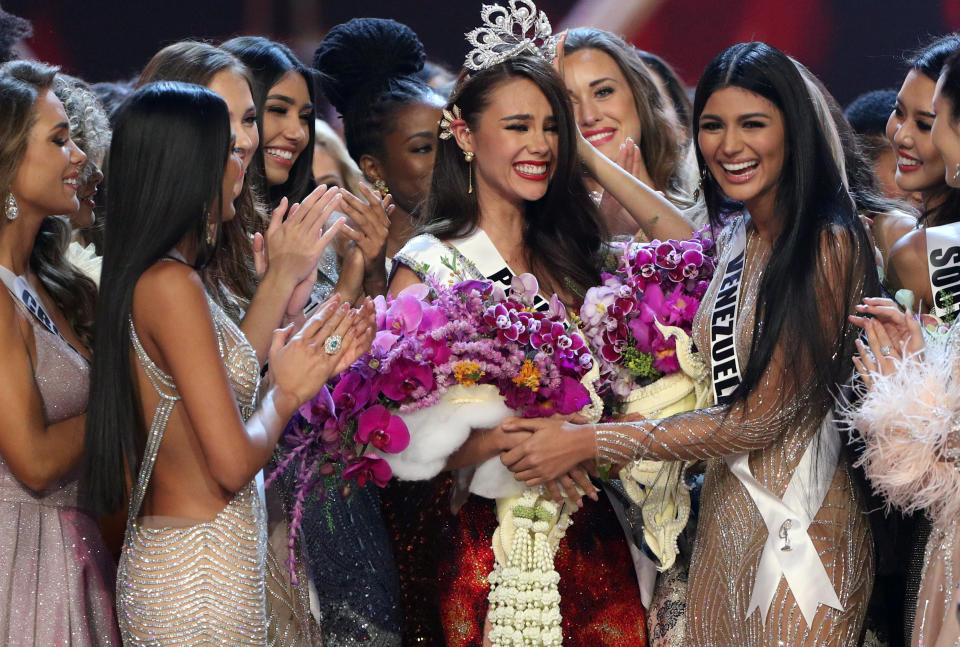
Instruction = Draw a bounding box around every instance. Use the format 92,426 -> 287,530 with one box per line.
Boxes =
0,297 -> 120,646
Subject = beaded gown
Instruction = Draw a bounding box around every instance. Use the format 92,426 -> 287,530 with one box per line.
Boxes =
295,249 -> 401,646
603,215 -> 874,646
393,231 -> 649,647
117,296 -> 268,645
0,293 -> 120,645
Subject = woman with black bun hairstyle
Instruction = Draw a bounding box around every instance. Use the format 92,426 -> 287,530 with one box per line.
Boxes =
314,18 -> 445,262
308,19 -> 452,646
504,41 -> 880,646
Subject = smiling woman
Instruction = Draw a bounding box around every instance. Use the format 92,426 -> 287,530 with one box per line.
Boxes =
0,59 -> 118,645
222,36 -> 317,209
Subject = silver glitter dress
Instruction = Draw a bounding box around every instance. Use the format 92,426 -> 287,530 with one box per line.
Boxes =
601,215 -> 874,646
0,295 -> 121,645
117,297 -> 267,645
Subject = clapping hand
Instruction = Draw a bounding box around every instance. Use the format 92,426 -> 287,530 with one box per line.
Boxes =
337,182 -> 394,295
268,294 -> 375,407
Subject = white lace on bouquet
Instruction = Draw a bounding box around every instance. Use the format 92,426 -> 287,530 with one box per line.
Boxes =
464,0 -> 559,71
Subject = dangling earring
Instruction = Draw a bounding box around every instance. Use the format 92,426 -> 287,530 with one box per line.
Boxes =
953,163 -> 960,183
373,179 -> 389,198
694,167 -> 710,201
5,193 -> 18,221
464,151 -> 475,194
205,213 -> 217,246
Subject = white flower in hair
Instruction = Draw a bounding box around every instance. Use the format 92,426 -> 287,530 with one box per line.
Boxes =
464,0 -> 559,71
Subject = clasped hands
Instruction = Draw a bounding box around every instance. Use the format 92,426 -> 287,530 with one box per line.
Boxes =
493,412 -> 638,506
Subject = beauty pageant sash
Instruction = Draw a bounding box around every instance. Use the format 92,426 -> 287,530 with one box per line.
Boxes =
398,229 -> 550,311
926,221 -> 960,319
709,217 -> 747,405
709,216 -> 844,627
0,264 -> 63,339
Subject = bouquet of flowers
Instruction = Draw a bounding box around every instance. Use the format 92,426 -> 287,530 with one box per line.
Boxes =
268,273 -> 599,569
581,226 -> 716,399
578,227 -> 716,572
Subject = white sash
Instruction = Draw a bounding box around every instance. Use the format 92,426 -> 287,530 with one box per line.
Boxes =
708,216 -> 844,627
710,217 -> 747,405
926,221 -> 960,318
398,229 -> 550,311
0,264 -> 63,339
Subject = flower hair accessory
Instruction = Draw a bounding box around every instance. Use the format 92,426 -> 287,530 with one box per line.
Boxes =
439,104 -> 463,140
464,0 -> 559,72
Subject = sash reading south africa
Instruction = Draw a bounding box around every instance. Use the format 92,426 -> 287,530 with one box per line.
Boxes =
926,221 -> 960,319
709,218 -> 747,405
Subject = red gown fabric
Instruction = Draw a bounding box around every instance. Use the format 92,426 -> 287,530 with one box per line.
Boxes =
437,494 -> 648,647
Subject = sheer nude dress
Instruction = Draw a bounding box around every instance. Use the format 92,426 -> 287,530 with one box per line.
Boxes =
599,216 -> 874,646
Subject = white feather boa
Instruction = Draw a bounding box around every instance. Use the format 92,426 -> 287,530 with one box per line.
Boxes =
843,333 -> 960,528
377,384 -> 523,498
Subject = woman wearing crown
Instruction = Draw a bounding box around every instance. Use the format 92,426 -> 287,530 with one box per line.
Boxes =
387,2 -> 693,645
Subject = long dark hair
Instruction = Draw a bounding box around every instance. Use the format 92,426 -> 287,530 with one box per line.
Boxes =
940,49 -> 960,121
221,36 -> 315,211
313,17 -> 441,210
82,82 -> 231,514
564,28 -> 689,200
693,42 -> 880,414
0,60 -> 97,350
138,40 -> 264,321
908,34 -> 960,226
421,56 -> 606,303
798,61 -> 919,222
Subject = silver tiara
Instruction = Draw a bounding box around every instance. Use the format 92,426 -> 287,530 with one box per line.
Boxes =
464,0 -> 559,72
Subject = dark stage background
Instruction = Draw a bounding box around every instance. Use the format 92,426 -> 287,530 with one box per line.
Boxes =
8,0 -> 960,107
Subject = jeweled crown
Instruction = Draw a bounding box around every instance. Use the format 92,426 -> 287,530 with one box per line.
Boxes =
464,0 -> 558,72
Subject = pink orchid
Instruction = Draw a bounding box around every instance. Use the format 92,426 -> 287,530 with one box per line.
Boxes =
386,292 -> 423,336
511,273 -> 540,305
378,356 -> 434,402
355,405 -> 410,453
343,454 -> 393,487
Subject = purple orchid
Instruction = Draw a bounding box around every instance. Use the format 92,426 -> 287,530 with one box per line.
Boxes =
378,356 -> 435,402
355,405 -> 410,453
343,454 -> 393,488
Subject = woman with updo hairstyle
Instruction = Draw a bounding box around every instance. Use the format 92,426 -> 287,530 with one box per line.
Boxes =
314,18 -> 445,260
562,28 -> 699,235
0,59 -> 120,645
52,75 -> 109,264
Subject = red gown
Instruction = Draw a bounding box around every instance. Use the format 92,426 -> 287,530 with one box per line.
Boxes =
437,494 -> 648,647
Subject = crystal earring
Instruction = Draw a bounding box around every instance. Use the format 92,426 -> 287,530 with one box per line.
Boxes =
205,212 -> 217,246
464,151 -> 475,194
5,193 -> 18,221
953,163 -> 960,183
373,179 -> 390,198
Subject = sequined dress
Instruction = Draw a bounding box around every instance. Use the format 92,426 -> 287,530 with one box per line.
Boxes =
604,215 -> 874,646
392,232 -> 649,647
117,297 -> 268,645
0,293 -> 121,645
